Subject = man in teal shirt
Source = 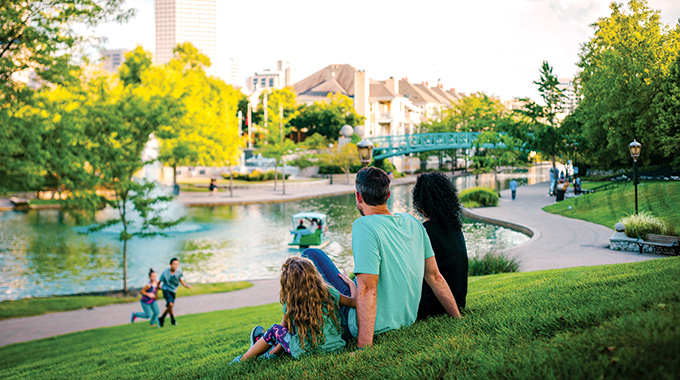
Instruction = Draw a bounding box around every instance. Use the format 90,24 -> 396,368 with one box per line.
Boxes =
303,167 -> 461,349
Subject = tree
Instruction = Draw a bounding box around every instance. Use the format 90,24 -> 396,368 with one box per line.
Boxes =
259,139 -> 297,193
289,93 -> 365,140
576,0 -> 680,168
258,88 -> 299,144
156,43 -> 241,185
422,93 -> 507,133
473,132 -> 524,195
651,52 -> 680,170
0,0 -> 133,195
516,61 -> 565,180
323,143 -> 360,184
50,71 -> 183,292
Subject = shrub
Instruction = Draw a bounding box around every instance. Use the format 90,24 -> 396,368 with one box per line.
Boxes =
459,187 -> 499,207
620,212 -> 671,239
468,251 -> 520,276
463,200 -> 481,208
226,170 -> 290,182
288,156 -> 316,169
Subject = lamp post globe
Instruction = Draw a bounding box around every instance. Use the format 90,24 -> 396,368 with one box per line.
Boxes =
356,139 -> 374,167
629,139 -> 642,214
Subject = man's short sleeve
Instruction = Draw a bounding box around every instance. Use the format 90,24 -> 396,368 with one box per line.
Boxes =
352,218 -> 381,275
421,224 -> 435,260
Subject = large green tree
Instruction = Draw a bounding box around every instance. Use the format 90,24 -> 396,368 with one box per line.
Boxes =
289,93 -> 365,140
651,52 -> 680,170
576,0 -> 680,168
422,93 -> 508,133
0,0 -> 133,195
156,43 -> 241,184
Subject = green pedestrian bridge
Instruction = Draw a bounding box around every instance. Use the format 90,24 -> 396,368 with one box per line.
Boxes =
366,132 -> 507,160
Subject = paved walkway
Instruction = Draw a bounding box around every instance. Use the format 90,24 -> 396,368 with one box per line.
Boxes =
0,180 -> 663,348
0,279 -> 281,347
464,181 -> 659,271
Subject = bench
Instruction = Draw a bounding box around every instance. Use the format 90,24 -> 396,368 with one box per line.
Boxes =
636,234 -> 680,256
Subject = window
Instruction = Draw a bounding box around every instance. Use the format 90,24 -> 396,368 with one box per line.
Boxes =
269,78 -> 274,87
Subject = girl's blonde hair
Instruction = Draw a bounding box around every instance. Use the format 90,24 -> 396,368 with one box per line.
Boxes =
280,256 -> 341,350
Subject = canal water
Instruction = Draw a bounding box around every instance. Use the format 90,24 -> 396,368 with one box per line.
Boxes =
0,166 -> 550,301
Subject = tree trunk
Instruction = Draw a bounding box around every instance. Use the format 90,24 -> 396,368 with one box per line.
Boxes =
173,164 -> 177,185
495,159 -> 499,197
551,154 -> 557,194
282,160 -> 286,195
123,238 -> 128,293
274,163 -> 278,190
229,167 -> 233,197
345,168 -> 350,184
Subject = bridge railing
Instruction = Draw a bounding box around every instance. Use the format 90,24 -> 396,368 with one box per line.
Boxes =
367,132 -> 502,160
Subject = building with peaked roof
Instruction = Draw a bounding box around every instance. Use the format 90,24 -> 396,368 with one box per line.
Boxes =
293,64 -> 357,104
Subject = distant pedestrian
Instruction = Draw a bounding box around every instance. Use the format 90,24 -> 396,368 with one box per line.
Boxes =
158,258 -> 191,327
131,268 -> 160,327
209,179 -> 218,196
556,178 -> 568,202
509,179 -> 518,200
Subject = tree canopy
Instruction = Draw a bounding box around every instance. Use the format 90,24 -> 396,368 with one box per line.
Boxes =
575,0 -> 680,168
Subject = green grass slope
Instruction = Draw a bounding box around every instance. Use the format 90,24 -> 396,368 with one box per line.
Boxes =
1,258 -> 678,380
544,181 -> 680,233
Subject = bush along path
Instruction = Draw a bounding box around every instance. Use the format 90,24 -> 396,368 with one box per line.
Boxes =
0,258 -> 678,379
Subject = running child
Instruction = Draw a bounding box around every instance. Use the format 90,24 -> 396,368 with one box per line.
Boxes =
158,257 -> 191,327
231,256 -> 356,363
131,268 -> 161,327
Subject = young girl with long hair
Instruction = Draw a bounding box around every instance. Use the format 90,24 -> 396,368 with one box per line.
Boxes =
131,268 -> 160,327
231,256 -> 356,363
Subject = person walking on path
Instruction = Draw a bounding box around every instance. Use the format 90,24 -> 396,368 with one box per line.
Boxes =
209,179 -> 218,196
131,268 -> 161,327
412,172 -> 468,320
158,258 -> 191,327
303,167 -> 461,350
509,179 -> 519,200
231,257 -> 355,363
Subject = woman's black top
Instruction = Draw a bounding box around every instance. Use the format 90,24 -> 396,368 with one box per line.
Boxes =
417,220 -> 468,320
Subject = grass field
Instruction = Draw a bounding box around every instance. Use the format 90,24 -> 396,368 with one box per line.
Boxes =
544,181 -> 680,233
1,258 -> 678,379
0,281 -> 252,320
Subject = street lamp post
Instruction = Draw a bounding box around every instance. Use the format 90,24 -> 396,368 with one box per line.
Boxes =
356,139 -> 375,167
629,139 -> 642,214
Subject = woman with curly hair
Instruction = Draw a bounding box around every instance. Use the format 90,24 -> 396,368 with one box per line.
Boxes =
231,256 -> 356,363
412,171 -> 468,319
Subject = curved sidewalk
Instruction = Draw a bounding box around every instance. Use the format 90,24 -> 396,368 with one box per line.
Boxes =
464,181 -> 660,271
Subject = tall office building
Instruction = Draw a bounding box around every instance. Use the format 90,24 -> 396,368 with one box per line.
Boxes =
154,0 -> 217,69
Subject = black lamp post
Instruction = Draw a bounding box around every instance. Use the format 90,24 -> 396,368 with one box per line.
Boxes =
629,139 -> 642,214
356,139 -> 375,167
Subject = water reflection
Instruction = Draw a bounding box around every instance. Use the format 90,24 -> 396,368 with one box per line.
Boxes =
0,168 -> 548,301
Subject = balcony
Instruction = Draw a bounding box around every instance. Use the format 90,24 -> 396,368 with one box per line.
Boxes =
377,112 -> 392,122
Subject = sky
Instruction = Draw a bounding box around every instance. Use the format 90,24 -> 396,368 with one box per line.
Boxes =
90,0 -> 680,102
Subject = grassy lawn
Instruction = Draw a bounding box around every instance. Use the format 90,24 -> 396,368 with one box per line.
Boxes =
1,258 -> 678,379
544,181 -> 680,233
0,281 -> 252,320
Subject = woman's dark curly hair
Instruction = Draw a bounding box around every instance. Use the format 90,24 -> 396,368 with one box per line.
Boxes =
412,171 -> 463,233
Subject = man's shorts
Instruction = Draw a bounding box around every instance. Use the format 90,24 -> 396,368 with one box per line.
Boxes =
162,289 -> 176,306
